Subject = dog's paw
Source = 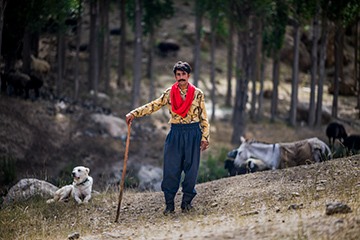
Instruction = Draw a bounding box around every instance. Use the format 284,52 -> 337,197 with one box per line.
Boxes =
46,199 -> 55,204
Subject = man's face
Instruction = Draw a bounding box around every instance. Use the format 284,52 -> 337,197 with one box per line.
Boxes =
174,70 -> 190,89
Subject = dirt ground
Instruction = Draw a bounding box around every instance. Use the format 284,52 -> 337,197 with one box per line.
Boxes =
78,154 -> 360,240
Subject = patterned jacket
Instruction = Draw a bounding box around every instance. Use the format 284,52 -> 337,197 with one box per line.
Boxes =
130,86 -> 210,143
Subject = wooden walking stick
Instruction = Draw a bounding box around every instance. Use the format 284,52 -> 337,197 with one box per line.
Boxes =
115,122 -> 132,222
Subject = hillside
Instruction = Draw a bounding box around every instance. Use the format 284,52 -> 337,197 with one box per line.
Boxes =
1,155 -> 360,239
1,0 -> 360,238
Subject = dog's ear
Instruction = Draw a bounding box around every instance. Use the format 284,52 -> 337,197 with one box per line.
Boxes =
86,168 -> 90,174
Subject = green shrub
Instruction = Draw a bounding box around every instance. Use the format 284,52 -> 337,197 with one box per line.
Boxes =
197,148 -> 228,183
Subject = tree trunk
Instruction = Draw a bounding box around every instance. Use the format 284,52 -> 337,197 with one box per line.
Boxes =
22,25 -> 31,75
131,0 -> 142,109
31,31 -> 39,57
57,29 -> 64,98
148,29 -> 155,101
0,0 -> 5,92
88,0 -> 97,91
231,29 -> 243,145
225,16 -> 234,107
74,0 -> 82,103
61,31 -> 67,78
270,52 -> 279,122
98,0 -> 106,88
354,20 -> 358,91
289,17 -> 300,127
250,16 -> 261,121
357,20 -> 360,119
332,23 -> 341,119
231,29 -> 250,145
117,0 -> 126,87
257,52 -> 266,122
210,16 -> 216,122
89,0 -> 99,106
316,15 -> 328,126
193,1 -> 203,87
308,12 -> 319,127
104,0 -> 110,93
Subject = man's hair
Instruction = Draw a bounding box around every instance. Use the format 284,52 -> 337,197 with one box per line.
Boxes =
173,61 -> 192,75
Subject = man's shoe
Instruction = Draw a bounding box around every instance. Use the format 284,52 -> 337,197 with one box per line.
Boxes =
163,204 -> 175,215
181,202 -> 195,212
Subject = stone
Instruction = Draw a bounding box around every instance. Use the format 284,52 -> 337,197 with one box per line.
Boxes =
326,202 -> 352,215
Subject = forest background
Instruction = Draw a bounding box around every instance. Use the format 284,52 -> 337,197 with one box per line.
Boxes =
0,0 -> 360,199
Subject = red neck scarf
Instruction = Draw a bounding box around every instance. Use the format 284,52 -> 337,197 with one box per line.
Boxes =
171,82 -> 195,118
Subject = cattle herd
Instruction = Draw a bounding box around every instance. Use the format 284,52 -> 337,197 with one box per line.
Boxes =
224,122 -> 360,177
1,55 -> 49,100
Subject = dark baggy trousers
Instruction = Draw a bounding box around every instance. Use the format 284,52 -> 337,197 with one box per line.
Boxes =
161,122 -> 202,206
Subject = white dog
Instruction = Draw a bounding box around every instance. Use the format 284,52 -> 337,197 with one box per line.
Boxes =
46,166 -> 93,204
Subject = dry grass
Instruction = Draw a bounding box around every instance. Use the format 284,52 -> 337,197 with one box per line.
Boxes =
1,155 -> 360,240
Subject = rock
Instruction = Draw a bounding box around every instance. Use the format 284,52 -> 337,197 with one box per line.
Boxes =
90,113 -> 128,138
211,202 -> 218,208
297,101 -> 331,124
291,192 -> 300,197
326,202 -> 352,215
137,164 -> 162,191
288,203 -> 303,210
241,210 -> 259,216
3,178 -> 58,206
68,232 -> 80,239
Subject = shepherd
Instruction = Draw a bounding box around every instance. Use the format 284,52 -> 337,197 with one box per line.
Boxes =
126,61 -> 210,215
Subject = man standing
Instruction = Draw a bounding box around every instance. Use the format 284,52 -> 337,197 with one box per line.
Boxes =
126,61 -> 210,215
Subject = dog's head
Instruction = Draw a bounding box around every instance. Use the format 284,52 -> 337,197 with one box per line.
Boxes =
72,166 -> 90,184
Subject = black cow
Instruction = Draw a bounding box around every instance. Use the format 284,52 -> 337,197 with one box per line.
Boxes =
224,159 -> 246,176
157,39 -> 180,57
326,122 -> 347,147
224,149 -> 270,176
2,71 -> 43,99
343,135 -> 360,155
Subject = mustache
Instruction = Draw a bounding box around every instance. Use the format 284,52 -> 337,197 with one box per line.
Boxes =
178,79 -> 186,82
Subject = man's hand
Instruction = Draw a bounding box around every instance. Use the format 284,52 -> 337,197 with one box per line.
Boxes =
126,113 -> 135,126
201,141 -> 209,152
